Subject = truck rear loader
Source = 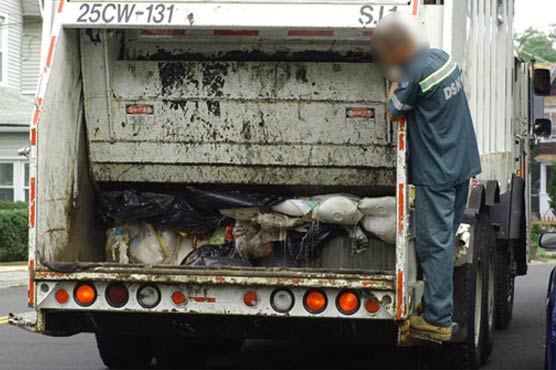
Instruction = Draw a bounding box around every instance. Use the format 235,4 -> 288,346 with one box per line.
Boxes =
10,0 -> 550,369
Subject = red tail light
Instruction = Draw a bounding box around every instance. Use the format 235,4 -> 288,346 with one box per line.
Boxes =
304,290 -> 327,314
74,283 -> 97,306
336,291 -> 360,315
105,283 -> 129,308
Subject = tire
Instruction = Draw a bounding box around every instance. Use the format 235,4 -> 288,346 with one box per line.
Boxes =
495,242 -> 515,329
429,213 -> 494,369
96,333 -> 153,369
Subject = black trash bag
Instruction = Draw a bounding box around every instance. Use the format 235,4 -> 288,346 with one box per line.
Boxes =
287,223 -> 345,263
184,187 -> 290,212
182,243 -> 251,267
98,190 -> 175,222
161,197 -> 232,233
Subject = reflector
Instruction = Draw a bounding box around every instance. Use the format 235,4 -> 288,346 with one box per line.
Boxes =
304,290 -> 327,314
74,283 -> 97,306
55,289 -> 69,304
364,297 -> 380,314
243,291 -> 258,307
172,291 -> 187,306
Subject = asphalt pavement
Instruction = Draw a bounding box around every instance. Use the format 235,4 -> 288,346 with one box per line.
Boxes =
0,264 -> 552,370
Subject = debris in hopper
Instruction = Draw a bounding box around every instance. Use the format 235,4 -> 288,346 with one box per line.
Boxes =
220,207 -> 260,221
105,226 -> 132,263
183,243 -> 251,267
358,197 -> 396,244
160,197 -> 231,233
287,223 -> 345,262
346,226 -> 369,254
271,199 -> 316,216
252,212 -> 306,229
312,196 -> 363,226
184,187 -> 289,211
99,190 -> 174,222
128,223 -> 167,265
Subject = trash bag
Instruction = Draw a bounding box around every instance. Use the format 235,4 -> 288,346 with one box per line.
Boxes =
98,190 -> 174,222
128,223 -> 167,264
358,197 -> 396,244
185,187 -> 290,212
312,196 -> 363,225
161,197 -> 231,233
287,223 -> 344,262
105,226 -> 132,263
183,243 -> 251,267
271,199 -> 316,217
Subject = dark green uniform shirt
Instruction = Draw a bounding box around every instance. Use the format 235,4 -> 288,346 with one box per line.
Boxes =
387,48 -> 481,188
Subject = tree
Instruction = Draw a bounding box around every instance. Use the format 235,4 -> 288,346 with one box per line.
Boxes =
515,26 -> 556,63
548,164 -> 556,215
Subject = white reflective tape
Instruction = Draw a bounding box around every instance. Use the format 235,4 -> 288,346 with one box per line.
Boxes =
391,94 -> 413,112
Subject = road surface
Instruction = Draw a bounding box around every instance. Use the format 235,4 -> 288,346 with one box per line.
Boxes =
0,264 -> 551,369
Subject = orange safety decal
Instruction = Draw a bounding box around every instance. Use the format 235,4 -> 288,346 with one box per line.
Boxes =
287,30 -> 334,37
191,297 -> 217,303
28,259 -> 35,306
57,0 -> 65,13
31,128 -> 37,146
46,36 -> 57,69
30,177 -> 36,202
29,203 -> 36,228
214,30 -> 259,36
398,183 -> 404,232
32,109 -> 40,126
396,269 -> 403,319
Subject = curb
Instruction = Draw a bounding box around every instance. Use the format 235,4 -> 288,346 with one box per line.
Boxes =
0,263 -> 27,272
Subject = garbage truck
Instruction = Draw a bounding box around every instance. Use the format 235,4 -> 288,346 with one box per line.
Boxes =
10,0 -> 552,368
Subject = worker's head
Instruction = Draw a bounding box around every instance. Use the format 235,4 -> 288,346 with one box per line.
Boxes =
372,12 -> 427,79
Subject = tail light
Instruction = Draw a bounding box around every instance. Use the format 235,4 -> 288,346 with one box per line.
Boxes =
243,291 -> 258,307
55,289 -> 69,305
270,289 -> 294,313
105,283 -> 129,308
304,290 -> 327,314
137,284 -> 161,308
336,291 -> 360,315
74,283 -> 97,306
364,297 -> 380,314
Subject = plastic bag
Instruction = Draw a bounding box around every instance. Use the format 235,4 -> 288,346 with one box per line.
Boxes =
161,197 -> 231,233
358,197 -> 396,244
358,197 -> 396,216
105,226 -> 131,263
182,243 -> 251,267
312,196 -> 363,225
128,223 -> 166,264
98,190 -> 174,222
271,199 -> 316,217
287,223 -> 344,262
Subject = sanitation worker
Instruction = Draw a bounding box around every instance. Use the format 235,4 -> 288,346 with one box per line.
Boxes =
372,12 -> 481,341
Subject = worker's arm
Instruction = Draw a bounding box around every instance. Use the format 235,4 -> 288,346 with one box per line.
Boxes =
386,77 -> 419,121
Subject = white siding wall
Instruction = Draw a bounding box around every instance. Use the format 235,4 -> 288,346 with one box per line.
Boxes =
22,17 -> 41,95
0,0 -> 23,90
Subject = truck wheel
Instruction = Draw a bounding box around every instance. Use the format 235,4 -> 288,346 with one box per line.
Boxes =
95,333 -> 153,369
495,242 -> 514,329
430,213 -> 493,369
480,221 -> 496,364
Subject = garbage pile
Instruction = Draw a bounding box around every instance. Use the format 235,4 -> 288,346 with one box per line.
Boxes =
99,188 -> 396,268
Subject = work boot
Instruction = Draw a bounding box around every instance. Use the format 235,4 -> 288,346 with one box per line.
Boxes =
410,315 -> 452,341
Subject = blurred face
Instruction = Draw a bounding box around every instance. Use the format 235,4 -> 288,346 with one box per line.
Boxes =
374,39 -> 418,69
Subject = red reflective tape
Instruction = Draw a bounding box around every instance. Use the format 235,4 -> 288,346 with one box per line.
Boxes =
192,297 -> 206,302
398,132 -> 405,151
57,0 -> 65,13
398,184 -> 404,232
214,30 -> 259,36
396,269 -> 403,319
412,0 -> 419,15
32,109 -> 40,126
363,31 -> 374,37
139,29 -> 186,36
288,30 -> 334,37
31,128 -> 37,146
399,119 -> 406,131
46,36 -> 56,69
30,177 -> 36,202
28,260 -> 35,306
207,297 -> 216,303
36,98 -> 43,107
30,203 -> 35,228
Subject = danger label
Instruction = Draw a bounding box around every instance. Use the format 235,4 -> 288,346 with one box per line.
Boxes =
126,104 -> 154,125
346,107 -> 375,124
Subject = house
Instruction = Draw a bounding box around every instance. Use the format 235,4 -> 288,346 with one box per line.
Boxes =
534,64 -> 556,220
0,0 -> 42,202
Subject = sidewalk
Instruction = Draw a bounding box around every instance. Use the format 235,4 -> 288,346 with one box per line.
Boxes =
0,262 -> 27,289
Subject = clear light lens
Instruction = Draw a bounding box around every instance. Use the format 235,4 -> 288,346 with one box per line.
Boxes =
271,289 -> 294,313
137,285 -> 160,308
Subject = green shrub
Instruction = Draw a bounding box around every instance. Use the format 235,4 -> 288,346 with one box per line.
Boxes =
0,201 -> 28,210
0,209 -> 28,262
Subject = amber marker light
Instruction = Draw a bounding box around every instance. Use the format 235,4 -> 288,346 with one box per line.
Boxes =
74,283 -> 97,306
304,290 -> 327,314
336,291 -> 360,315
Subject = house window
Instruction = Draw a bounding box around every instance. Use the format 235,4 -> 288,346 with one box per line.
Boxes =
0,16 -> 5,83
0,161 -> 30,202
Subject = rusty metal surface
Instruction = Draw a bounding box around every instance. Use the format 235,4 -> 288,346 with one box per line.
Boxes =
34,264 -> 395,290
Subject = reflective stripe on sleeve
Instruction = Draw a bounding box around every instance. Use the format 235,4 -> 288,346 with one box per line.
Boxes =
419,58 -> 458,93
391,94 -> 413,112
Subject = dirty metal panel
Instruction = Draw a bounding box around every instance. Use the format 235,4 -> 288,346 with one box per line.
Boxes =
36,280 -> 395,319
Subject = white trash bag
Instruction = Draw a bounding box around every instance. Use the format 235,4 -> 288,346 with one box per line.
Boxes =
358,197 -> 396,244
312,196 -> 363,226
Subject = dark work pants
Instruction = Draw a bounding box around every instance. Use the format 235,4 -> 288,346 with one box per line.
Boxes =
414,179 -> 470,328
